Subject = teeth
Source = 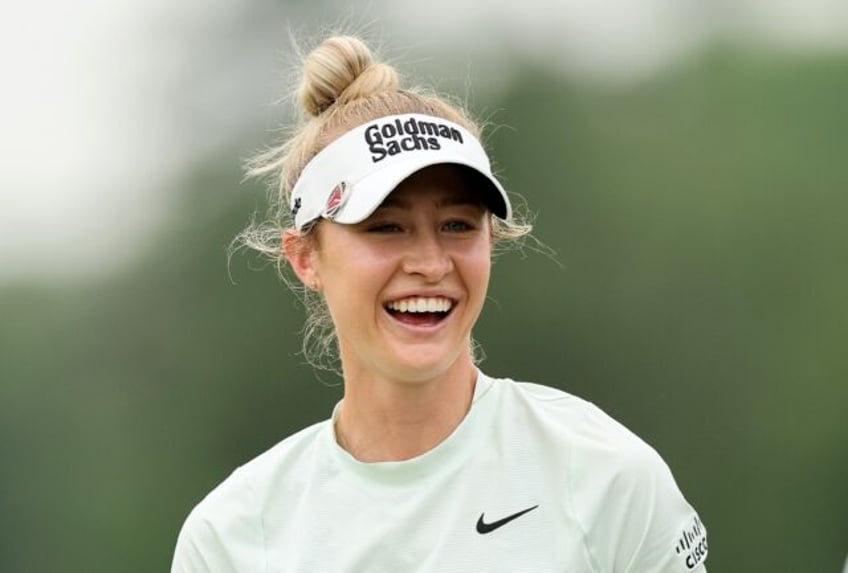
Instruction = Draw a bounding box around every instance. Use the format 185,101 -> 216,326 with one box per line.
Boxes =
387,297 -> 452,313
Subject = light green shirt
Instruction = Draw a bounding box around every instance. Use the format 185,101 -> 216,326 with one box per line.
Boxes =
172,372 -> 707,572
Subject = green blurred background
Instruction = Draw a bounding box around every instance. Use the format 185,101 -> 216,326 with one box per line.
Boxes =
2,2 -> 847,571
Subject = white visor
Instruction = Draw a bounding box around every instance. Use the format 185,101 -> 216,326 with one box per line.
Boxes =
290,113 -> 511,230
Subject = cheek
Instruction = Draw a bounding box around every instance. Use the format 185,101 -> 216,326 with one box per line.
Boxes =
457,245 -> 492,296
318,252 -> 392,313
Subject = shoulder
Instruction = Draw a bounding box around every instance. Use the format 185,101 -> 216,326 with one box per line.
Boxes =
171,419 -> 331,571
198,418 -> 329,516
488,377 -> 672,500
493,377 -> 650,456
492,376 -> 683,506
487,376 -> 708,572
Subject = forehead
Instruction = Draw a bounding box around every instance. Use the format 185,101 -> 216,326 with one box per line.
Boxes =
377,164 -> 486,210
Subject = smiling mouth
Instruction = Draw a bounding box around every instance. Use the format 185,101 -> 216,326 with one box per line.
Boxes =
385,296 -> 454,326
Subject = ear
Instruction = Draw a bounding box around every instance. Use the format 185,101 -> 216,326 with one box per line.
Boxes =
283,229 -> 321,291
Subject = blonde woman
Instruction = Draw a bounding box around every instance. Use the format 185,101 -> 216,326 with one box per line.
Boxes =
172,35 -> 708,572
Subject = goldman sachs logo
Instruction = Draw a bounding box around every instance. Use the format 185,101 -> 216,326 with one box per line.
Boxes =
363,117 -> 464,163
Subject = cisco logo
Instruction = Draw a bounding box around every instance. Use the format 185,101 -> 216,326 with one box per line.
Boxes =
675,515 -> 708,570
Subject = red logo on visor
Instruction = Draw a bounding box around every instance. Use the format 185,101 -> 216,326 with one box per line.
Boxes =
323,182 -> 349,220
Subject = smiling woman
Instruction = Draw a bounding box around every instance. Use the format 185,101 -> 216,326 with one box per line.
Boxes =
171,35 -> 708,572
292,165 -> 495,438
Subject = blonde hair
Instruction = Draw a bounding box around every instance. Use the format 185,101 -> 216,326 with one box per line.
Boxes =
235,35 -> 533,373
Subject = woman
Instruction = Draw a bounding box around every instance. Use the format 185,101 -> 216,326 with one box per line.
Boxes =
172,35 -> 708,572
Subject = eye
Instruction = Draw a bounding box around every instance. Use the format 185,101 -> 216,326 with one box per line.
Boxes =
367,222 -> 404,233
442,219 -> 475,232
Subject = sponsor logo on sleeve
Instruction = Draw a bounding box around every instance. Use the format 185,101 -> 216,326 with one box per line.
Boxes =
675,515 -> 708,570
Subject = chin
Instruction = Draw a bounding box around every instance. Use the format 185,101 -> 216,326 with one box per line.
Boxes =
381,343 -> 469,383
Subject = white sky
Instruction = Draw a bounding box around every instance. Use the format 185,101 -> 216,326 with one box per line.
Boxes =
1,0 -> 846,284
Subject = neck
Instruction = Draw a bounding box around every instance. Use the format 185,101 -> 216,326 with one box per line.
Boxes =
335,356 -> 478,463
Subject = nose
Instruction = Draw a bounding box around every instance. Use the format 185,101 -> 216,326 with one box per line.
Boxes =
402,229 -> 453,281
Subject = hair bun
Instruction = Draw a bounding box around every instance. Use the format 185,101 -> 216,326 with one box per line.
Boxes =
299,36 -> 400,117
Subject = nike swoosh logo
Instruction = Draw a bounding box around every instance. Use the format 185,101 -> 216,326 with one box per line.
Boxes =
476,504 -> 539,534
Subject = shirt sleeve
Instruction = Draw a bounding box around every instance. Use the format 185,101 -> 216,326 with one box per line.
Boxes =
568,407 -> 708,573
171,507 -> 232,573
170,470 -> 264,573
